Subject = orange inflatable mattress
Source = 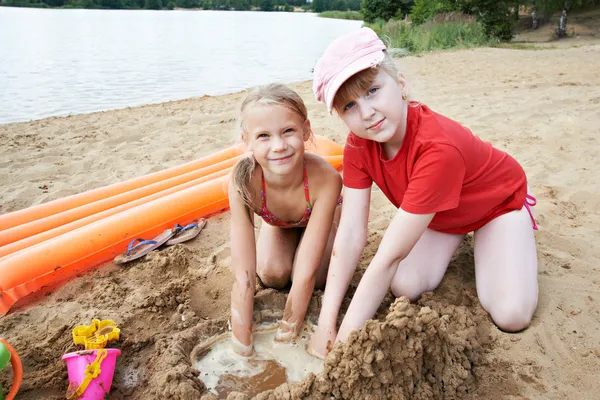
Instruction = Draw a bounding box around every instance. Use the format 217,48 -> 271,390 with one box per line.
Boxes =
0,136 -> 343,315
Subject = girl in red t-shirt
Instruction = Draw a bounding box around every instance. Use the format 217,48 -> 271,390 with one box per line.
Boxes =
228,84 -> 342,356
308,27 -> 539,358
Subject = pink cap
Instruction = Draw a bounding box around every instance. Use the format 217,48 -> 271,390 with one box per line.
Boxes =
313,27 -> 386,114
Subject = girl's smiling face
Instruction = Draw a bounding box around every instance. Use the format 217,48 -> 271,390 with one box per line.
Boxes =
338,69 -> 407,145
244,103 -> 310,175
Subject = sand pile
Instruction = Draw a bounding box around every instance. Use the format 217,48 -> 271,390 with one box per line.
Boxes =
216,295 -> 491,400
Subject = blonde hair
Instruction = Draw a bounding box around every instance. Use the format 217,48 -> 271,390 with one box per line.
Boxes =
232,83 -> 312,212
332,52 -> 401,113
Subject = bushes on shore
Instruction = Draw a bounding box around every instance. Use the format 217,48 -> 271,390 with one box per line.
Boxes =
318,10 -> 363,19
367,13 -> 489,54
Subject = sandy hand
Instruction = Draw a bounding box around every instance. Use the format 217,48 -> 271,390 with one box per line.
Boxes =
231,332 -> 253,357
308,324 -> 336,359
305,340 -> 327,359
274,319 -> 297,343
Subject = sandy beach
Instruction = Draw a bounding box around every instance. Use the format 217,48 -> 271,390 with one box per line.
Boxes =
1,38 -> 600,399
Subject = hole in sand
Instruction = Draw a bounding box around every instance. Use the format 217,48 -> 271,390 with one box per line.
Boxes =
193,323 -> 322,398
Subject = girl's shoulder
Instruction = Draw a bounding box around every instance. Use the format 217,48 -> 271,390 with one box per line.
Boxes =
305,152 -> 341,178
305,153 -> 342,199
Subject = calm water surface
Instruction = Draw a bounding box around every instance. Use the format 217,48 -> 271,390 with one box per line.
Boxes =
0,8 -> 362,124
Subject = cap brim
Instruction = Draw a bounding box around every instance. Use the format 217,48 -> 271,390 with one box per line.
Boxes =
325,51 -> 385,114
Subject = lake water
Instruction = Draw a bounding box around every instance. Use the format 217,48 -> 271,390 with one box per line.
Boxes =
0,8 -> 362,124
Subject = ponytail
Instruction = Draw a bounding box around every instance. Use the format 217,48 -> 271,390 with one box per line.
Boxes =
232,155 -> 258,217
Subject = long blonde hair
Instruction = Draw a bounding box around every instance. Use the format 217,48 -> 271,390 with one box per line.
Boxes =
232,83 -> 312,212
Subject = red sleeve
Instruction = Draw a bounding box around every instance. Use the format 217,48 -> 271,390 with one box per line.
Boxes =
401,144 -> 465,214
342,134 -> 372,189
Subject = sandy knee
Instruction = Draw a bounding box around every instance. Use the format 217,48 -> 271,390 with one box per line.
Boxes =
257,262 -> 291,289
391,266 -> 442,302
390,279 -> 424,302
488,300 -> 536,332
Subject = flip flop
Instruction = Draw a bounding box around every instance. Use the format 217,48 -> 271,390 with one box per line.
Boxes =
113,228 -> 177,265
165,219 -> 206,246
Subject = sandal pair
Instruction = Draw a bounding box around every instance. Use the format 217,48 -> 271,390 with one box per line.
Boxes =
113,219 -> 206,265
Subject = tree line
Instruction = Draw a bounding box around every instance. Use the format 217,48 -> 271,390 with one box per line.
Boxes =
0,0 -> 307,11
0,0 -> 364,11
0,0 -> 363,11
361,0 -> 598,40
2,0 -> 597,40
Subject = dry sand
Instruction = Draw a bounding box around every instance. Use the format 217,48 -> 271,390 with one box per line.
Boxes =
1,40 -> 600,399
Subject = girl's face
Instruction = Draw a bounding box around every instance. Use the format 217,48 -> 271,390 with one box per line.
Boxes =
338,69 -> 407,144
244,103 -> 310,176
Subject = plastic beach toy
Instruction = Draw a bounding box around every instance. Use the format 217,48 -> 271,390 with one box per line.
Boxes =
62,348 -> 121,400
0,338 -> 23,400
72,319 -> 120,350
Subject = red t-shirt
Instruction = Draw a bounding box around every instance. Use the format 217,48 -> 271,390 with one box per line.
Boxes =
343,102 -> 527,234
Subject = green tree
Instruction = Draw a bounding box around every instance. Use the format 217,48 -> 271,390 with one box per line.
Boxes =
331,0 -> 348,9
410,0 -> 454,24
532,0 -> 596,37
232,0 -> 250,9
312,0 -> 329,11
409,0 -> 520,40
361,0 -> 411,22
167,0 -> 176,7
99,0 -> 122,7
260,0 -> 274,9
347,0 -> 361,9
66,0 -> 98,7
476,0 -> 515,40
120,0 -> 139,8
144,0 -> 162,8
45,0 -> 66,6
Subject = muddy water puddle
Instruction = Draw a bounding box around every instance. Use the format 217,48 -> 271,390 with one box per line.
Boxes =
194,324 -> 322,398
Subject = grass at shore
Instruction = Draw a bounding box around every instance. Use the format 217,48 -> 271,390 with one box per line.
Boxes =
366,14 -> 490,55
318,10 -> 363,20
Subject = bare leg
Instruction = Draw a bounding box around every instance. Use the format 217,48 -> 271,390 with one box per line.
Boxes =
292,204 -> 342,290
256,220 -> 302,289
391,229 -> 465,301
474,207 -> 538,332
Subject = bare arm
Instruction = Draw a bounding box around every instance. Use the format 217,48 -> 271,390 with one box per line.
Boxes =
308,186 -> 371,357
336,208 -> 434,343
276,172 -> 343,340
228,181 -> 257,355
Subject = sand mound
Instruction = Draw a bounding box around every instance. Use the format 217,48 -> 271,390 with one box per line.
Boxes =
318,296 -> 486,400
235,295 -> 490,400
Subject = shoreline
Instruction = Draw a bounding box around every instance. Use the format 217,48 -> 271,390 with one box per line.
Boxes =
0,78 -> 316,127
